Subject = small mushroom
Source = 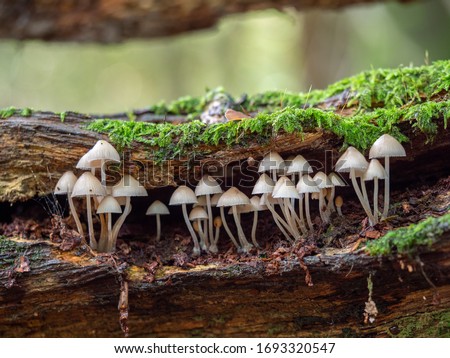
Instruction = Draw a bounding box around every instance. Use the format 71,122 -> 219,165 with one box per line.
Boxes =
82,140 -> 120,186
249,196 -> 267,248
189,207 -> 209,251
210,216 -> 223,253
362,159 -> 387,224
313,172 -> 334,224
335,196 -> 344,216
273,176 -> 303,238
327,173 -> 346,213
217,187 -> 252,253
54,171 -> 83,236
258,151 -> 285,182
96,196 -> 122,253
296,174 -> 320,230
369,134 -> 406,219
146,200 -> 170,242
169,185 -> 201,256
71,172 -> 106,250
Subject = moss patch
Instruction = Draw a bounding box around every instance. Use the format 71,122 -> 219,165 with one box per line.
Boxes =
366,213 -> 450,256
388,309 -> 450,337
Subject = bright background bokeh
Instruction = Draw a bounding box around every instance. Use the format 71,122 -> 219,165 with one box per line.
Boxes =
0,0 -> 449,113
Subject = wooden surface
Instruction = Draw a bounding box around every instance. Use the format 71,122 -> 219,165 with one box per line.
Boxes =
0,236 -> 448,337
0,0 -> 413,43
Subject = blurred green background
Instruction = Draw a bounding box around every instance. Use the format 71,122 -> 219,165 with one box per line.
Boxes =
0,0 -> 449,114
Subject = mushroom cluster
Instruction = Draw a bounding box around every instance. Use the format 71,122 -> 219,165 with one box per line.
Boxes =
54,134 -> 405,255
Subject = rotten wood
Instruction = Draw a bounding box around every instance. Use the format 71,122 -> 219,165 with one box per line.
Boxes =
0,0 -> 414,43
0,236 -> 448,337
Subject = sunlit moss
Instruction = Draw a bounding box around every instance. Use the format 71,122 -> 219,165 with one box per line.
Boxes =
388,310 -> 450,337
0,106 -> 17,119
366,213 -> 450,256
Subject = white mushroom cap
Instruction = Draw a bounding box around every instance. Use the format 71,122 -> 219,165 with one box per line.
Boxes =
112,175 -> 148,197
313,171 -> 334,189
229,204 -> 253,214
335,147 -> 369,173
250,195 -> 267,211
146,200 -> 170,215
216,187 -> 250,207
76,150 -> 102,170
273,176 -> 299,199
286,155 -> 313,174
258,151 -> 284,173
210,193 -> 222,207
252,173 -> 275,195
369,134 -> 406,159
195,175 -> 223,196
71,172 -> 106,197
189,206 -> 208,221
169,185 -> 198,205
363,159 -> 387,181
296,175 -> 320,193
97,196 -> 122,214
86,140 -> 120,162
328,172 -> 346,186
54,171 -> 78,194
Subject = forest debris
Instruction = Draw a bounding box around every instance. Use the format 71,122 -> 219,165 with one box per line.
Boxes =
363,274 -> 378,324
365,230 -> 381,239
118,280 -> 129,337
14,256 -> 30,273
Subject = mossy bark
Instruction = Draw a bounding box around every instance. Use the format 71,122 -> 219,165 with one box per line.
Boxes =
0,236 -> 448,337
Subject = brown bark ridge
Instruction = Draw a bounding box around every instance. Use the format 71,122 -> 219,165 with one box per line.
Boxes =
0,235 -> 448,337
0,0 -> 413,43
1,110 -> 450,203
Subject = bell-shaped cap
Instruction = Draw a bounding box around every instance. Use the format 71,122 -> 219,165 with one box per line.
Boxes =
169,185 -> 197,205
195,175 -> 223,196
250,196 -> 267,212
71,172 -> 106,197
335,196 -> 344,208
97,196 -> 122,214
259,193 -> 278,206
210,193 -> 222,207
296,175 -> 320,194
217,187 -> 250,207
54,171 -> 78,194
189,206 -> 208,221
328,172 -> 346,186
112,175 -> 148,197
76,150 -> 102,170
369,134 -> 406,159
146,200 -> 170,216
252,173 -> 275,195
286,155 -> 312,175
273,176 -> 299,199
86,140 -> 120,162
313,171 -> 334,189
258,151 -> 284,173
335,147 -> 369,173
363,159 -> 387,181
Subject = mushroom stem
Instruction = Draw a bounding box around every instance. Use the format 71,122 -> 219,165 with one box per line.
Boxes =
232,206 -> 252,252
327,187 -> 336,213
106,212 -> 112,253
111,196 -> 131,250
98,212 -> 108,252
318,190 -> 328,223
298,193 -> 305,227
361,178 -> 369,208
68,196 -> 84,237
265,199 -> 293,241
220,207 -> 240,249
350,168 -> 376,225
304,193 -> 314,230
155,214 -> 161,242
374,177 -> 379,224
284,198 -> 301,238
181,204 -> 201,256
205,194 -> 214,247
197,219 -> 208,251
100,159 -> 106,186
337,206 -> 343,216
382,157 -> 390,219
286,199 -> 307,236
209,225 -> 220,253
251,210 -> 261,248
85,194 -> 97,250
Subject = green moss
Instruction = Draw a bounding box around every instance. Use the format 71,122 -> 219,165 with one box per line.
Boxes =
388,310 -> 450,337
20,108 -> 32,117
366,213 -> 450,256
59,111 -> 67,123
0,106 -> 17,119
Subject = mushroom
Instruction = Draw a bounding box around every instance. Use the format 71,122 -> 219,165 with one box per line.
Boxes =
217,187 -> 252,253
195,175 -> 223,251
313,172 -> 334,224
335,196 -> 344,216
258,151 -> 285,182
273,176 -> 303,238
54,171 -> 84,236
111,174 -> 148,251
248,196 -> 267,248
327,173 -> 346,213
81,140 -> 120,186
369,134 -> 406,219
296,174 -> 320,230
96,196 -> 122,253
210,216 -> 223,254
336,147 -> 376,225
146,200 -> 170,242
252,174 -> 292,241
169,185 -> 201,256
189,207 -> 209,251
71,172 -> 106,249
362,159 -> 387,224
287,154 -> 313,184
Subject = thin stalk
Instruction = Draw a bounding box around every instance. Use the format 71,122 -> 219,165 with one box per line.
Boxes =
106,213 -> 113,253
209,225 -> 220,254
350,169 -> 376,224
286,198 -> 306,236
68,195 -> 83,236
220,207 -> 240,249
181,204 -> 201,257
382,157 -> 390,219
327,187 -> 336,213
85,194 -> 97,250
265,200 -> 293,241
374,178 -> 379,224
197,219 -> 208,251
112,196 -> 131,245
318,190 -> 327,223
284,198 -> 301,238
232,206 -> 252,252
304,193 -> 314,230
251,211 -> 260,248
206,194 -> 214,248
155,214 -> 161,241
361,178 -> 369,207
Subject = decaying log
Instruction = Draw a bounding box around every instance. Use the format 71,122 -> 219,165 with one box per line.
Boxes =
0,0 -> 414,43
0,236 -> 448,337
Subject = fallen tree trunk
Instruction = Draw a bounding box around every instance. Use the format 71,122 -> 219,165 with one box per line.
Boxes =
0,235 -> 448,338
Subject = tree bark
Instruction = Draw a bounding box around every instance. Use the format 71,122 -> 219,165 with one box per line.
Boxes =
0,236 -> 448,337
0,0 -> 414,43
